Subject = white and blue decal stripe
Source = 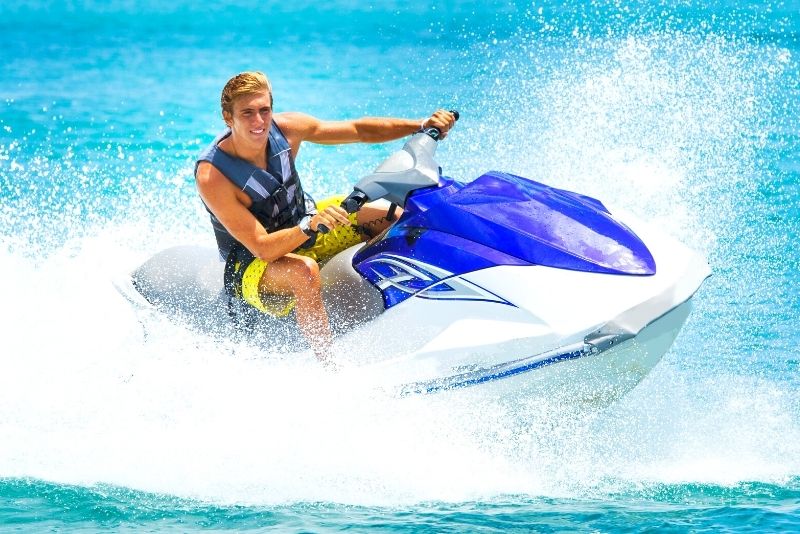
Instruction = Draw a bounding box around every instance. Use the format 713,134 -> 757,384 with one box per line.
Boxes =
398,342 -> 591,396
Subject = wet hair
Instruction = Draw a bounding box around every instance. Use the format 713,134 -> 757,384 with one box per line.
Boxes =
220,71 -> 273,118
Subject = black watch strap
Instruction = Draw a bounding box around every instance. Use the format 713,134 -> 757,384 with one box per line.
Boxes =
299,215 -> 316,237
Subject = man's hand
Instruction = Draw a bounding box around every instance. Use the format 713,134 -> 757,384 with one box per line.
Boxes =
310,205 -> 351,232
422,109 -> 457,139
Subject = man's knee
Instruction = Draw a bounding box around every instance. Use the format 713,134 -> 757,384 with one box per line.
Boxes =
287,255 -> 321,293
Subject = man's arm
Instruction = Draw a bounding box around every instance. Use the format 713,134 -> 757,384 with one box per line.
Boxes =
275,109 -> 456,153
196,162 -> 349,262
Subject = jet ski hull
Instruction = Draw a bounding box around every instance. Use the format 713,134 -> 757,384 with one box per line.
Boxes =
396,299 -> 692,405
116,209 -> 707,407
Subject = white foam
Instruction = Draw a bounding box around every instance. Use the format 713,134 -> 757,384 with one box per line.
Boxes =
1,232 -> 797,505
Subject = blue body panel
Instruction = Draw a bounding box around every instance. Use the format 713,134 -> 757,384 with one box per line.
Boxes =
354,171 -> 656,309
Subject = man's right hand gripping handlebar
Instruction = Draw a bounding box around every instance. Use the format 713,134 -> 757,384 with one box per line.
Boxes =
309,204 -> 352,235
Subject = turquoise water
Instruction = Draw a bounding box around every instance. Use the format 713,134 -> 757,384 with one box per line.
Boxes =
2,0 -> 799,531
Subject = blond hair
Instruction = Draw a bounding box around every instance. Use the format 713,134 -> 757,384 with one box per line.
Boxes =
220,71 -> 273,118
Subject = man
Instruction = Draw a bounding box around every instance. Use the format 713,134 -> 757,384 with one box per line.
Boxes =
195,71 -> 456,365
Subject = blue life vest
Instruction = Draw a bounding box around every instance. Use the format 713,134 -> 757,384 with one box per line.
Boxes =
195,121 -> 316,258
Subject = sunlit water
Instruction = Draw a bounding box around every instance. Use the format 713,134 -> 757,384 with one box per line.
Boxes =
1,1 -> 799,531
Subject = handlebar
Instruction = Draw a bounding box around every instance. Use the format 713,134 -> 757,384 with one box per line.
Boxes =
316,109 -> 459,234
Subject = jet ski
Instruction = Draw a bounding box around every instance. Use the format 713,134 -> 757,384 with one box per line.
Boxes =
116,116 -> 710,405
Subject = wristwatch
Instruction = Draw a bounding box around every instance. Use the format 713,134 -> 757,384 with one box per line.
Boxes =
298,214 -> 317,237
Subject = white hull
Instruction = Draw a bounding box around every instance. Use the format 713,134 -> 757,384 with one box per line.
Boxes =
388,300 -> 692,406
328,210 -> 709,405
118,207 -> 709,406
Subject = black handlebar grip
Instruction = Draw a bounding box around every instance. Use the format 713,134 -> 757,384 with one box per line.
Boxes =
341,194 -> 367,213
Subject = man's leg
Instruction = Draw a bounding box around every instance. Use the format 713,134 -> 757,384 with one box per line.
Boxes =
355,202 -> 403,238
258,253 -> 333,364
252,200 -> 401,363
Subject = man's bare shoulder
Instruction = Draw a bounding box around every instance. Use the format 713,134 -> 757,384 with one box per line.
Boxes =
195,161 -> 232,191
274,111 -> 319,136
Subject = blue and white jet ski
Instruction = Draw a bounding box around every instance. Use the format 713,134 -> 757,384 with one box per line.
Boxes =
117,117 -> 710,404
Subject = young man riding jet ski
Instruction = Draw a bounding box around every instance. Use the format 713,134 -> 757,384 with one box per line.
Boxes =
194,71 -> 456,365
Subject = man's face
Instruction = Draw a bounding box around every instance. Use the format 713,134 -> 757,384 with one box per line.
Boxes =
226,90 -> 272,144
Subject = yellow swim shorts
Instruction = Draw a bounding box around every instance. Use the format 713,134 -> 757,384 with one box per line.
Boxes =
228,196 -> 362,317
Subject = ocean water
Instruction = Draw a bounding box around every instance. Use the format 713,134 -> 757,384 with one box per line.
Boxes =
1,0 -> 799,531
